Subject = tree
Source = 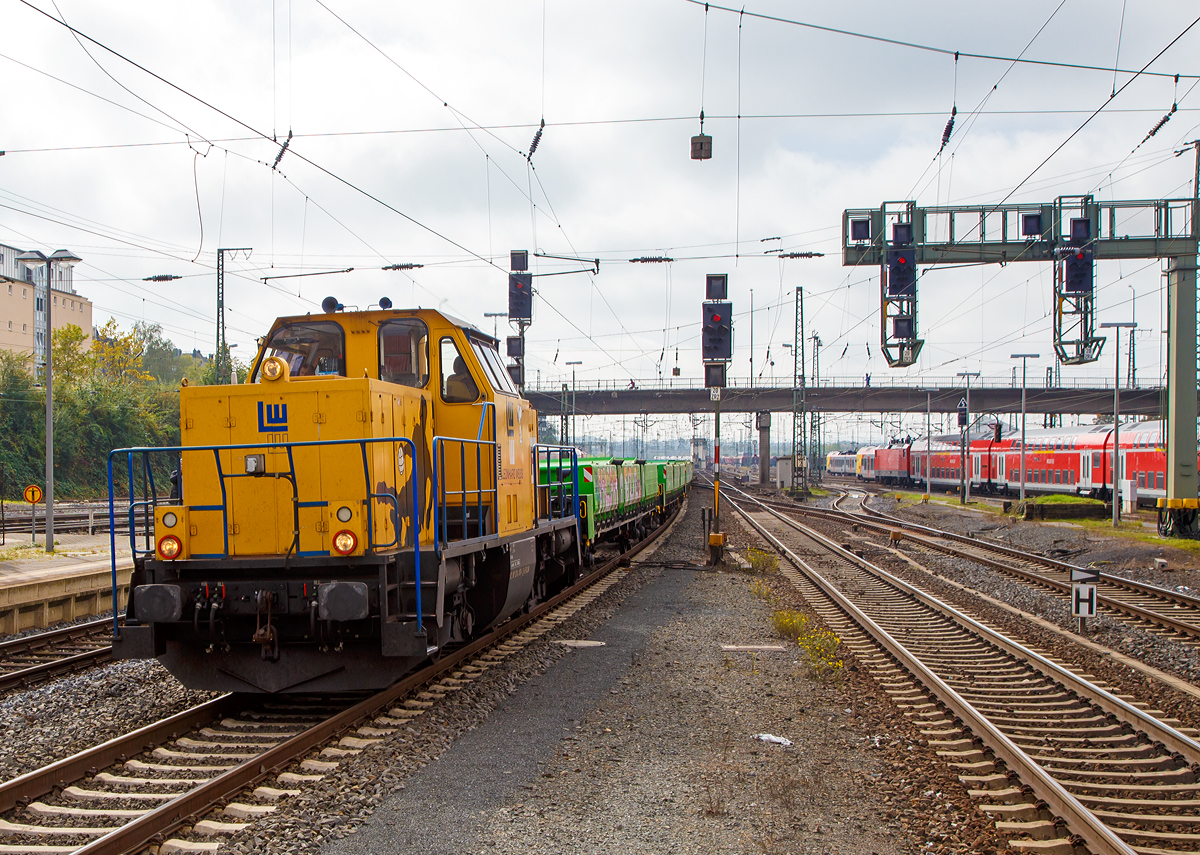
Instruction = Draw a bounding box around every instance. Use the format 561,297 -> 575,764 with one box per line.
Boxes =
198,345 -> 249,385
92,319 -> 153,384
134,321 -> 197,385
51,324 -> 91,388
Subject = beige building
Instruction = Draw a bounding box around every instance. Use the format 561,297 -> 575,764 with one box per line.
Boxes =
0,242 -> 92,374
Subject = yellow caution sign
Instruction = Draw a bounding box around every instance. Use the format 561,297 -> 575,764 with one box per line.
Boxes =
23,484 -> 43,504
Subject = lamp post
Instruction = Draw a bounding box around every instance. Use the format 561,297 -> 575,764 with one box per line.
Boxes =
565,361 -> 582,447
228,343 -> 239,385
955,371 -> 980,504
1010,354 -> 1040,504
920,388 -> 934,494
1100,321 -> 1136,526
15,248 -> 82,554
483,311 -> 508,339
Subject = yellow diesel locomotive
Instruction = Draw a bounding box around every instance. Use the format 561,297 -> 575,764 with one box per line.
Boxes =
110,301 -> 580,693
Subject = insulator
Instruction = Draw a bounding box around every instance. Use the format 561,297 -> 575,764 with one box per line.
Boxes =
527,118 -> 546,160
941,116 -> 955,146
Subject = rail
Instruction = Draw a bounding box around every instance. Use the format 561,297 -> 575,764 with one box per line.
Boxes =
718,483 -> 1139,855
107,436 -> 422,636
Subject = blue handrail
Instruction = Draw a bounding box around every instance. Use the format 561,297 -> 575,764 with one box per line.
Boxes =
534,444 -> 579,525
107,435 -> 423,638
431,435 -> 497,548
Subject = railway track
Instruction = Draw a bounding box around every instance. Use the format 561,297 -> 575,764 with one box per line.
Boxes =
0,504 -> 681,855
0,619 -> 113,694
749,485 -> 1200,645
0,504 -> 132,538
720,484 -> 1200,855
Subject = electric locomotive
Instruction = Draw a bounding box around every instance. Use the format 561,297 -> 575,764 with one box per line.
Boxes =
111,301 -> 580,693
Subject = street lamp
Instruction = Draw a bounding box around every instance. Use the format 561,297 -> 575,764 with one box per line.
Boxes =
15,248 -> 82,554
955,371 -> 980,504
1010,354 -> 1040,504
228,343 -> 239,385
1100,321 -> 1136,526
483,311 -> 508,339
565,361 -> 582,447
918,388 -> 935,495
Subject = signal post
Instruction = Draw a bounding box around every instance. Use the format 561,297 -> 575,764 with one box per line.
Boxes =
702,274 -> 732,565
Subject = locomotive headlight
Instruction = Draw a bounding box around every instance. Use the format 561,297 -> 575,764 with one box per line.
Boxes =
158,535 -> 182,559
333,530 -> 358,555
162,511 -> 178,528
336,505 -> 353,523
261,356 -> 286,381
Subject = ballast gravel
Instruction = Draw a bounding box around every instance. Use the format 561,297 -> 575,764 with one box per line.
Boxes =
0,658 -> 215,781
208,490 -> 996,855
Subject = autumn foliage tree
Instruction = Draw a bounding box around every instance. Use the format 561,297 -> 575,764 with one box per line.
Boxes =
4,319 -> 206,499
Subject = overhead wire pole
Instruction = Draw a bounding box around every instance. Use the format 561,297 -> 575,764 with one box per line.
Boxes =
1011,354 -> 1040,503
776,252 -> 822,492
217,248 -> 251,385
1164,139 -> 1200,535
1101,321 -> 1136,526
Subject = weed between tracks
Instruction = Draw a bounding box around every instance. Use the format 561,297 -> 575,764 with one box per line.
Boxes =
744,547 -> 780,574
771,610 -> 844,682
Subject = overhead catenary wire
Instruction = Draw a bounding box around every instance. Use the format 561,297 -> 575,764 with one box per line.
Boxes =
16,0 -> 506,274
687,0 -> 1197,81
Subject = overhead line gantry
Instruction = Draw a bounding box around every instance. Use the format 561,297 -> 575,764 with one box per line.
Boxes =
842,193 -> 1198,535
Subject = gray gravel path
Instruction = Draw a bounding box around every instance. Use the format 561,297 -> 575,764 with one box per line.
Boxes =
324,568 -> 698,855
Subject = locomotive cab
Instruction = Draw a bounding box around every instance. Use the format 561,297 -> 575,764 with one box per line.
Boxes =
112,304 -> 579,693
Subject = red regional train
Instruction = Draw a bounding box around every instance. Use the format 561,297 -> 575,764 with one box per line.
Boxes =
836,420 -> 1197,504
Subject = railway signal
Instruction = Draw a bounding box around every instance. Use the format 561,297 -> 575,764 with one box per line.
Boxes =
23,484 -> 41,545
508,273 -> 533,321
702,275 -> 733,566
887,223 -> 916,297
1063,248 -> 1093,293
701,302 -> 733,361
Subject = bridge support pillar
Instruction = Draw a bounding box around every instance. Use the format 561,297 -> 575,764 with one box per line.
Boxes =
756,412 -> 772,485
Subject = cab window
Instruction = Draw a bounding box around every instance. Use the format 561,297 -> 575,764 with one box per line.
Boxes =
379,319 -> 429,387
440,337 -> 479,403
470,339 -> 516,395
255,321 -> 344,380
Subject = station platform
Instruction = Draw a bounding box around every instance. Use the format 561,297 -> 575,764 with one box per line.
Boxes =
0,534 -> 133,634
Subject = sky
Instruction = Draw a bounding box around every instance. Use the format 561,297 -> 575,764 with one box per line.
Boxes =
4,0 -> 1200,436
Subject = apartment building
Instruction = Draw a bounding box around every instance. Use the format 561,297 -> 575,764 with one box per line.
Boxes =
0,242 -> 92,373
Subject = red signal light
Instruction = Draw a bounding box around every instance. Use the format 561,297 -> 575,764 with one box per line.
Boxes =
898,256 -> 906,265
712,314 -> 722,322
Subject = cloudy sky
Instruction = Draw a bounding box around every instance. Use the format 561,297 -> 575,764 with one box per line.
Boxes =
4,0 -> 1200,427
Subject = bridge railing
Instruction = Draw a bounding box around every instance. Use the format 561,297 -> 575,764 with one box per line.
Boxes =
526,375 -> 1156,393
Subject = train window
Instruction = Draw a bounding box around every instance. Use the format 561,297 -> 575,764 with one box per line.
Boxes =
255,321 -> 345,380
470,338 -> 517,395
379,319 -> 429,387
440,337 -> 479,403
1138,472 -> 1145,488
1158,472 -> 1164,489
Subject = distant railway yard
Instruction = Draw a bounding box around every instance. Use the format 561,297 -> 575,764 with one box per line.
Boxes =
2,480 -> 1200,853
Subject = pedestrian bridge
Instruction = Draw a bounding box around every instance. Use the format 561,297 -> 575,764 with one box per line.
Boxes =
524,377 -> 1170,417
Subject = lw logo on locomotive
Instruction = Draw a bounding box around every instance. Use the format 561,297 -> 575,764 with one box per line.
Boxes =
258,402 -> 288,433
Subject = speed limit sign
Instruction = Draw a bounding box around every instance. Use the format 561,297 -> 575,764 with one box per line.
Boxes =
23,484 -> 42,504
